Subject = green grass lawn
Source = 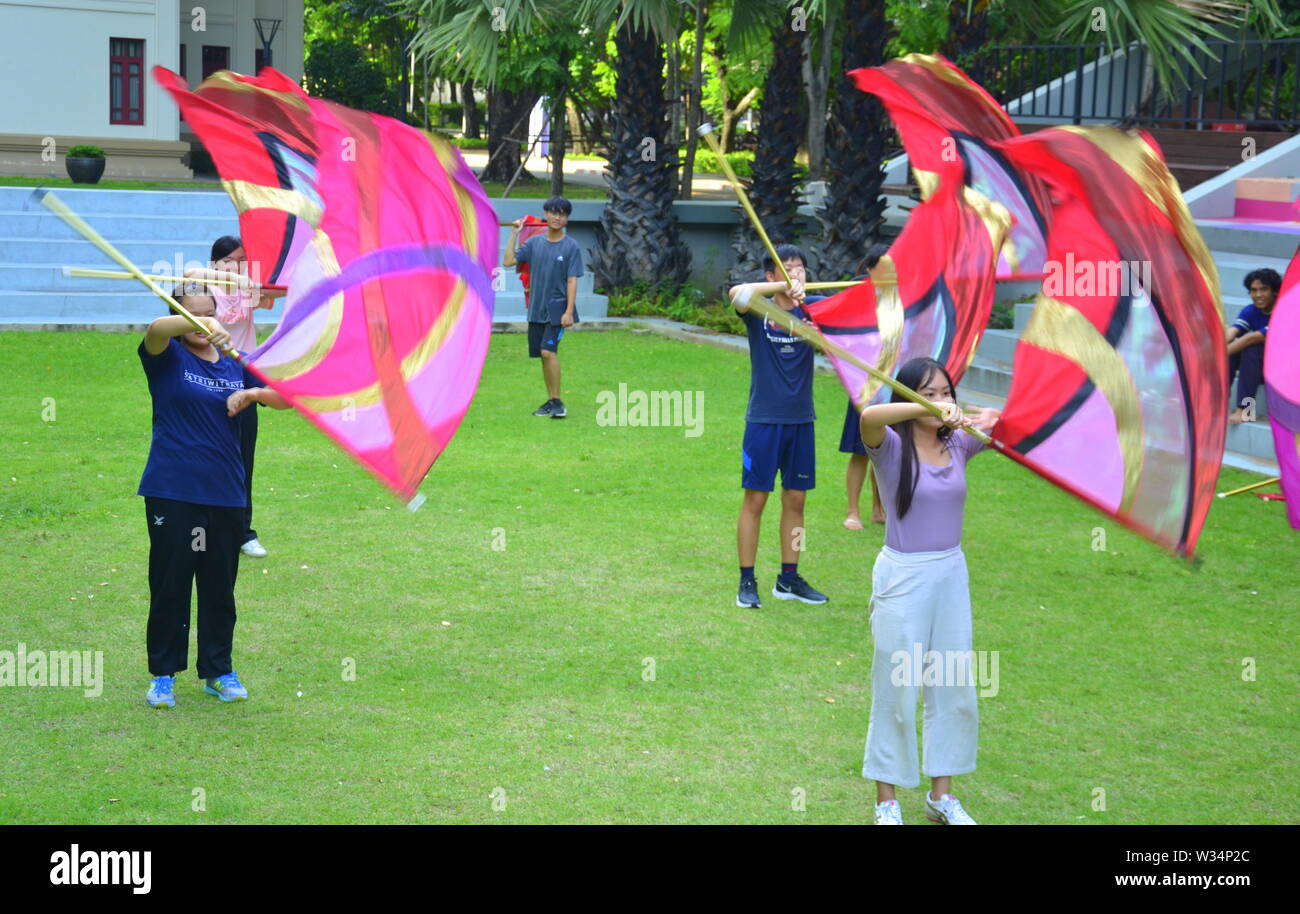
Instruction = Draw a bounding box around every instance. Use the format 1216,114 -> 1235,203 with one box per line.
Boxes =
0,329 -> 1295,824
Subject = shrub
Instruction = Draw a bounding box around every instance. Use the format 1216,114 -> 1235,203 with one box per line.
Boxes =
67,145 -> 105,158
987,301 -> 1014,330
606,281 -> 744,335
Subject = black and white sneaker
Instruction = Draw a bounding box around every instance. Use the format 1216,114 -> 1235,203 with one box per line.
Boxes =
773,575 -> 828,604
550,399 -> 567,418
737,578 -> 762,608
533,399 -> 556,417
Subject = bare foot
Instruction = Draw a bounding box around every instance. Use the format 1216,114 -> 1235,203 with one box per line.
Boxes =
1228,409 -> 1246,425
871,507 -> 886,524
844,514 -> 864,531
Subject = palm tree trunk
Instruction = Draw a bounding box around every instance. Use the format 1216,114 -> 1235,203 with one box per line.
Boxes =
483,87 -> 538,184
550,86 -> 567,197
814,0 -> 891,280
803,16 -> 834,181
591,20 -> 691,291
679,1 -> 708,200
941,0 -> 990,83
729,19 -> 808,285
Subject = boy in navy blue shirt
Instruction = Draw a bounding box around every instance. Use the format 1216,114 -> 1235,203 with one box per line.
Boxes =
728,244 -> 829,609
1227,267 -> 1280,424
504,195 -> 583,418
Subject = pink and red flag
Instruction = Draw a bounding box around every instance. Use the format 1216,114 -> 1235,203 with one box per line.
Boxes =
155,67 -> 498,500
839,55 -> 1227,556
1266,245 -> 1300,529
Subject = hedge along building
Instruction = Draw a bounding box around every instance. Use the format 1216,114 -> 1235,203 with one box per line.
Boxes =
0,0 -> 304,180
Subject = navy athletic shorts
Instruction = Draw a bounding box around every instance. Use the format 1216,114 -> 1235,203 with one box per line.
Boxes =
528,321 -> 564,357
741,421 -> 815,491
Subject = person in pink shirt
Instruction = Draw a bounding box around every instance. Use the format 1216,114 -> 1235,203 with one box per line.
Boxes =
184,236 -> 285,558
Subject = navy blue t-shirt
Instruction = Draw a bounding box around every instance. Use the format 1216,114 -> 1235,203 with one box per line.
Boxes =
1232,303 -> 1272,336
740,295 -> 823,424
515,234 -> 583,324
137,339 -> 249,508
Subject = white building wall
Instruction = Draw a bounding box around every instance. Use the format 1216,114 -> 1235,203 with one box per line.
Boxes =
0,0 -> 180,140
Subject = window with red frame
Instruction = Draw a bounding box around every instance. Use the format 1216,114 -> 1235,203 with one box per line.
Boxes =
110,38 -> 145,125
202,45 -> 229,80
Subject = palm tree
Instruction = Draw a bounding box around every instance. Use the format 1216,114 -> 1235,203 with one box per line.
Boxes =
406,1 -> 570,186
728,2 -> 809,285
813,0 -> 891,280
578,0 -> 691,290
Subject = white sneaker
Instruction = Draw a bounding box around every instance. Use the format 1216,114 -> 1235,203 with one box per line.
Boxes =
924,792 -> 977,824
240,538 -> 268,558
874,799 -> 903,825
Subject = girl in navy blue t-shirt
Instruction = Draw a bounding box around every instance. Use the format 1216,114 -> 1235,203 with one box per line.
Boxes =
139,289 -> 288,708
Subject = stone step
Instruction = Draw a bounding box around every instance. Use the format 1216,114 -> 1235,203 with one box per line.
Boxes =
0,236 -> 218,265
962,353 -> 1275,462
1195,221 -> 1300,259
0,211 -> 240,242
0,186 -> 234,216
975,327 -> 1018,364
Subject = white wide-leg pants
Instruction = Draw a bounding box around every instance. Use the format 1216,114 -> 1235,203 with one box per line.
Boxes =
862,545 -> 978,788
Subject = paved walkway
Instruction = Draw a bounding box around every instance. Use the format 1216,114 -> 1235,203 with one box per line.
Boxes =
458,149 -> 736,199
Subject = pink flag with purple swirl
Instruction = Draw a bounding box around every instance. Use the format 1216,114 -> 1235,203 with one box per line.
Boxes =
156,66 -> 497,501
1266,244 -> 1300,529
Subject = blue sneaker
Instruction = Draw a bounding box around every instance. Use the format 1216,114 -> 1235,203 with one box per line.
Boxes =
146,675 -> 176,708
204,671 -> 249,702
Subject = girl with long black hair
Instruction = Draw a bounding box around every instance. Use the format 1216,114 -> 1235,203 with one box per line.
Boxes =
857,357 -> 999,824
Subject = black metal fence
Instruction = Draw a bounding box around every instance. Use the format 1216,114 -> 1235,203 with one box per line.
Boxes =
974,39 -> 1300,130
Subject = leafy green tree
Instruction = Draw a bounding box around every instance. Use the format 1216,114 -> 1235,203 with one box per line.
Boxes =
406,1 -> 590,186
304,37 -> 399,116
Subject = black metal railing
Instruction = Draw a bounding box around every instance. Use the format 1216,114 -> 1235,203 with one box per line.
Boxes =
975,39 -> 1300,130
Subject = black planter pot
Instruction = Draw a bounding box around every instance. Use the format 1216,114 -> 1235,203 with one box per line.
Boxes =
66,156 -> 106,184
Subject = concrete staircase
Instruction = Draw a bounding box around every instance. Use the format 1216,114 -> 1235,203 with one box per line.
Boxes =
0,186 -> 607,327
967,283 -> 1277,469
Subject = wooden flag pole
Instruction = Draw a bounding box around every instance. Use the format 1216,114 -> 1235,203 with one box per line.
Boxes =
743,295 -> 994,445
35,190 -> 243,361
63,265 -> 286,292
1216,476 -> 1281,499
697,123 -> 793,287
805,280 -> 864,290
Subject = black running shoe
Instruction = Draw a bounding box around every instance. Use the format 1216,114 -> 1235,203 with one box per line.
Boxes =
533,399 -> 556,417
773,575 -> 828,604
550,399 -> 567,418
737,578 -> 761,608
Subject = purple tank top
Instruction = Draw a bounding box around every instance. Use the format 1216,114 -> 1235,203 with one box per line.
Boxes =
865,425 -> 986,553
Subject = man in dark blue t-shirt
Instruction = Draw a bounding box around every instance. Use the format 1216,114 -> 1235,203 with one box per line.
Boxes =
728,243 -> 828,609
504,195 -> 583,419
1226,267 -> 1280,424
